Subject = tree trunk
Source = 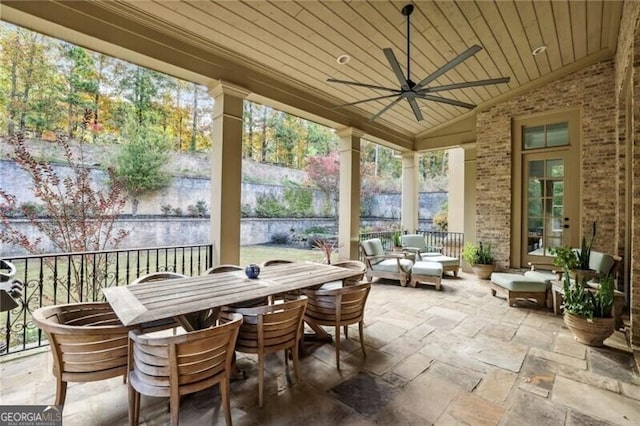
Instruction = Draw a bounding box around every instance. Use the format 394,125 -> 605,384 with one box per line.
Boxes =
261,107 -> 268,162
19,34 -> 39,132
190,83 -> 198,152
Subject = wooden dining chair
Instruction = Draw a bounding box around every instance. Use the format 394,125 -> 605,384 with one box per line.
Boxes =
260,259 -> 294,267
220,297 -> 307,407
318,260 -> 366,290
302,282 -> 371,369
203,264 -> 269,308
32,302 -> 137,406
128,313 -> 242,426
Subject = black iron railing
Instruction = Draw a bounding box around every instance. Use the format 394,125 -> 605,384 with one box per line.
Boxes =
1,244 -> 213,355
358,230 -> 464,260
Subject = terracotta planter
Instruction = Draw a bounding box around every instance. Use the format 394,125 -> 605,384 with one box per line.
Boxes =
563,312 -> 615,346
472,264 -> 495,280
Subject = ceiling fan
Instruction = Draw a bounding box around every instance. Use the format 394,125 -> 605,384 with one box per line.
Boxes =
327,3 -> 510,122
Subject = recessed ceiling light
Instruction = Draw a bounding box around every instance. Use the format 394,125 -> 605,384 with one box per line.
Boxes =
532,45 -> 547,56
336,54 -> 351,65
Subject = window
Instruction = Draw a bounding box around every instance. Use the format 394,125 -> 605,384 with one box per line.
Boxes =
523,122 -> 569,150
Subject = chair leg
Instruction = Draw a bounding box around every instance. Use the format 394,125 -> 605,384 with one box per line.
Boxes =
221,378 -> 232,426
359,321 -> 366,359
169,391 -> 180,426
258,355 -> 265,408
128,383 -> 140,426
344,325 -> 349,339
55,379 -> 67,406
292,345 -> 301,384
335,325 -> 341,369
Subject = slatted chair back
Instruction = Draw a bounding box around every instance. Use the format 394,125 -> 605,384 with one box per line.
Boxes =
203,265 -> 243,274
331,260 -> 366,286
261,259 -> 293,267
221,297 -> 307,407
32,302 -> 137,406
302,283 -> 371,369
128,313 -> 242,426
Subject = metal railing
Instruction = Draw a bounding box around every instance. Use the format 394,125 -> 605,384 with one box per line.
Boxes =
1,244 -> 213,355
358,230 -> 464,260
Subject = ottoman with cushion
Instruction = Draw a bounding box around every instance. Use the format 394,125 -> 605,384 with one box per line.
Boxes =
420,255 -> 460,277
489,273 -> 548,307
410,261 -> 444,290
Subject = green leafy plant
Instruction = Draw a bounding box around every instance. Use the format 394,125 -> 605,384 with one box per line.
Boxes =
462,242 -> 495,265
576,221 -> 597,270
551,221 -> 597,271
562,269 -> 613,320
391,231 -> 402,247
550,246 -> 578,270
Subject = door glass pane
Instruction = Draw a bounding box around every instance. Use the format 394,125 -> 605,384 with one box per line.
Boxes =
526,157 -> 565,257
523,126 -> 545,149
547,122 -> 569,147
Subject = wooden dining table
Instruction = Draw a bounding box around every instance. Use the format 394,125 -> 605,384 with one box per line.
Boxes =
102,262 -> 362,336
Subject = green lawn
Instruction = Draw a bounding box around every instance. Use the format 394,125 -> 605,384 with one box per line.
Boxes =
240,244 -> 339,265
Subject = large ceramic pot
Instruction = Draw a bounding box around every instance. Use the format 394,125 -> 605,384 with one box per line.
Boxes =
472,264 -> 495,280
563,312 -> 615,346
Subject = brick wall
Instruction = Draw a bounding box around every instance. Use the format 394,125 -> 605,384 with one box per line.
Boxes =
631,17 -> 640,346
476,61 -> 617,270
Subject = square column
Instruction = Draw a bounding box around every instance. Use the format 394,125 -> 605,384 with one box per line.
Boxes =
208,81 -> 250,265
337,128 -> 363,260
401,152 -> 419,233
447,148 -> 465,233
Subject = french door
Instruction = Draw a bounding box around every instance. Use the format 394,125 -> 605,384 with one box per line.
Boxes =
521,150 -> 578,266
512,110 -> 580,268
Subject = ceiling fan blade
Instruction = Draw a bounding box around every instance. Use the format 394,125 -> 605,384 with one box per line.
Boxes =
417,94 -> 476,109
420,77 -> 511,93
383,48 -> 409,90
327,78 -> 400,93
332,94 -> 403,109
415,45 -> 483,89
408,98 -> 424,121
369,96 -> 403,122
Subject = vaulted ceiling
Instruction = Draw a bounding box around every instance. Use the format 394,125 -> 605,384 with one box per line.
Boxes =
1,1 -> 624,151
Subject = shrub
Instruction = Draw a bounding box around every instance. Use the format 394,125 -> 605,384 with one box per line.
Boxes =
254,194 -> 286,218
270,232 -> 290,245
187,200 -> 208,217
284,186 -> 313,217
160,203 -> 173,215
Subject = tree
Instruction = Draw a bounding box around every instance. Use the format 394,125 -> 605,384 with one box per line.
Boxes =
0,133 -> 129,301
112,122 -> 172,215
305,152 -> 339,215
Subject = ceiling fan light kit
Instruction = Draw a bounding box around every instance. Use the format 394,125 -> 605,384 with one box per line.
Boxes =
328,3 -> 510,122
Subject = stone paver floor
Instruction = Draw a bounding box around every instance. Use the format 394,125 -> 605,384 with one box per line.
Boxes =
2,272 -> 639,425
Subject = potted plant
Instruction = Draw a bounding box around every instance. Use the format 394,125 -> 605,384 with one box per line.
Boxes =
391,231 -> 403,252
562,270 -> 614,346
462,241 -> 495,279
551,222 -> 597,282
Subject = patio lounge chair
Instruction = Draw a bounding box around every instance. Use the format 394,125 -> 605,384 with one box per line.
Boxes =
401,234 -> 441,260
360,238 -> 413,286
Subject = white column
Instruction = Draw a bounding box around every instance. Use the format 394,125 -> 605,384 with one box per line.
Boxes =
337,128 -> 363,260
401,152 -> 419,233
447,148 -> 465,233
208,81 -> 250,266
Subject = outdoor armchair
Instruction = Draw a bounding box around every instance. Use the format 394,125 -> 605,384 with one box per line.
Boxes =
360,238 -> 413,286
32,302 -> 138,406
128,313 -> 242,426
401,234 -> 441,261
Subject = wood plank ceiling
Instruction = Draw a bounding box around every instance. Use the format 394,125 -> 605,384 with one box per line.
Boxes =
2,1 -> 623,143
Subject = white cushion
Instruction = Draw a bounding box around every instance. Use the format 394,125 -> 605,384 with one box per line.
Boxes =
371,258 -> 413,273
412,261 -> 443,277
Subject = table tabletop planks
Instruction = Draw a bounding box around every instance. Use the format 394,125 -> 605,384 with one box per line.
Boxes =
103,262 -> 362,326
